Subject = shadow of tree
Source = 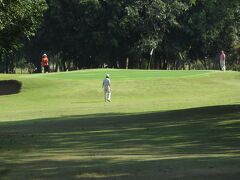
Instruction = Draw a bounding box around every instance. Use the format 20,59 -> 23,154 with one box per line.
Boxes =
0,105 -> 239,179
0,80 -> 22,96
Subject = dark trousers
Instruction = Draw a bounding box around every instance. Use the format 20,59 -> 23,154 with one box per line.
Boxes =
44,65 -> 49,73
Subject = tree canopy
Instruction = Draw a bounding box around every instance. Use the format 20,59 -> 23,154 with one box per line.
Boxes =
0,0 -> 47,72
1,0 -> 240,72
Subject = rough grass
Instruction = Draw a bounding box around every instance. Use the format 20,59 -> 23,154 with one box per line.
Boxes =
0,69 -> 239,179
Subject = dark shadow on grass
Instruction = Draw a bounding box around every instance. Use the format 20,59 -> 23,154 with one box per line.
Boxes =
0,104 -> 239,179
0,80 -> 22,96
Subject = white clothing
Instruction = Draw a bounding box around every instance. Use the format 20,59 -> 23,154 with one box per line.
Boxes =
220,60 -> 226,71
103,78 -> 111,102
103,78 -> 110,88
104,88 -> 111,102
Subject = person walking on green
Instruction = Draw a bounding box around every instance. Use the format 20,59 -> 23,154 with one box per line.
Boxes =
220,50 -> 226,71
102,74 -> 111,102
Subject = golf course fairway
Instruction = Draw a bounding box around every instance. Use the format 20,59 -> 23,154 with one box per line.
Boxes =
0,69 -> 239,179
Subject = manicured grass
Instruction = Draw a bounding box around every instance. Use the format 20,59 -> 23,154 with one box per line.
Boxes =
0,69 -> 239,179
0,69 -> 239,121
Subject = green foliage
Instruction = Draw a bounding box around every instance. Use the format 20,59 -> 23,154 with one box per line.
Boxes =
16,58 -> 36,73
182,0 -> 240,60
0,0 -> 47,52
0,0 -> 47,72
7,0 -> 240,71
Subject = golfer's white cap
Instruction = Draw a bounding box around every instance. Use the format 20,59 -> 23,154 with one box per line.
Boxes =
106,74 -> 110,78
42,54 -> 47,57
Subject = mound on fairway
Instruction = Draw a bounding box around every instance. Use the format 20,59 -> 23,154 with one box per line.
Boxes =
0,69 -> 239,179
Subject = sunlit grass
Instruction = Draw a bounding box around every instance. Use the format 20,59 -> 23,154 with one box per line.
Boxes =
0,69 -> 240,179
0,70 -> 239,121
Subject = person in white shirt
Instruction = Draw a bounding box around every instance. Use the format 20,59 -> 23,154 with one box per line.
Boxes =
102,74 -> 111,102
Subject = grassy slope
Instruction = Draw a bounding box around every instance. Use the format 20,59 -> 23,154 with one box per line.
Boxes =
0,69 -> 240,179
0,69 -> 239,121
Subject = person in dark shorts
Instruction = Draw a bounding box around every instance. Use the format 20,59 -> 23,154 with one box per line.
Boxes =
41,54 -> 49,73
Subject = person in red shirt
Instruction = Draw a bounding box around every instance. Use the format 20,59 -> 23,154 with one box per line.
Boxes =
41,54 -> 49,73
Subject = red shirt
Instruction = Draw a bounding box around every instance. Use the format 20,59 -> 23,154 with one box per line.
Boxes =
41,57 -> 49,66
220,53 -> 225,61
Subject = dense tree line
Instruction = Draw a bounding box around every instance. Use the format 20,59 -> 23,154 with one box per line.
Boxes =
0,0 -> 47,73
1,0 -> 240,73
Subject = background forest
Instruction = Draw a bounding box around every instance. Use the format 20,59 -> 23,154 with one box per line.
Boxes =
0,0 -> 240,73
